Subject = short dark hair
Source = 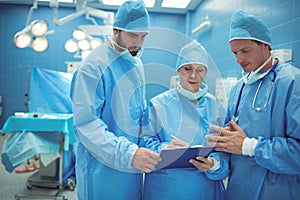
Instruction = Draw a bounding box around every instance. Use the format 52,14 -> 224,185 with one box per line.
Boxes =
252,40 -> 272,51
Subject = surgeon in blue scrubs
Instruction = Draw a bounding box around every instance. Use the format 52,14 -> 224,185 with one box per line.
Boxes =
70,1 -> 161,200
206,11 -> 300,200
141,40 -> 228,200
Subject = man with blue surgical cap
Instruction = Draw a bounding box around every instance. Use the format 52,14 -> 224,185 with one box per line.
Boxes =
140,40 -> 228,200
70,1 -> 161,199
206,10 -> 300,199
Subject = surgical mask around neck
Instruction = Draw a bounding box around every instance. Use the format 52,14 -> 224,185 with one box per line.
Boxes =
242,55 -> 272,85
110,39 -> 143,64
177,82 -> 208,101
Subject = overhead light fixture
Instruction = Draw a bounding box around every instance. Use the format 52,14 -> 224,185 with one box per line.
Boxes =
13,20 -> 53,52
32,37 -> 49,52
144,0 -> 155,8
78,39 -> 90,51
73,28 -> 86,40
161,0 -> 191,9
31,20 -> 48,36
102,0 -> 125,6
14,33 -> 32,49
65,28 -> 103,59
64,39 -> 78,53
12,1 -> 53,52
102,0 -> 156,8
12,0 -> 114,52
38,0 -> 73,3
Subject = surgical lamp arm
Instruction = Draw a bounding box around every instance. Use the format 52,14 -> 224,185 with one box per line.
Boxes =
51,4 -> 114,26
26,0 -> 38,26
52,7 -> 86,26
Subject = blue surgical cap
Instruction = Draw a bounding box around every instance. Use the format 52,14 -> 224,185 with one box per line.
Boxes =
176,40 -> 209,71
229,10 -> 271,45
113,1 -> 150,32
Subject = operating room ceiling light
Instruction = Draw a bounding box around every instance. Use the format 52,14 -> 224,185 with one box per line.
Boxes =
32,37 -> 48,52
102,0 -> 155,8
38,0 -> 73,2
64,28 -> 103,59
73,28 -> 86,40
161,0 -> 191,8
13,0 -> 114,53
13,20 -> 51,52
64,39 -> 78,53
78,39 -> 90,51
31,20 -> 48,36
14,33 -> 32,49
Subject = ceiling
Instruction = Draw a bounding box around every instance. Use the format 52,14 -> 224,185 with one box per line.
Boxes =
0,0 -> 203,14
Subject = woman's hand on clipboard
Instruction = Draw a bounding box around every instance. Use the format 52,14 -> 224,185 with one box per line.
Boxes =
189,156 -> 214,172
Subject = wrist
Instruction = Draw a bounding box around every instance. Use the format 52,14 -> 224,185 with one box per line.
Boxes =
209,157 -> 220,171
242,137 -> 258,157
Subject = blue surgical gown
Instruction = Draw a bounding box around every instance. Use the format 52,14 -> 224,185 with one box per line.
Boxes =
225,61 -> 300,200
140,89 -> 228,200
71,44 -> 147,200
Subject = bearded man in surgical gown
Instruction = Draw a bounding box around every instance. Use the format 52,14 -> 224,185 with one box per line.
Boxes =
70,1 -> 161,200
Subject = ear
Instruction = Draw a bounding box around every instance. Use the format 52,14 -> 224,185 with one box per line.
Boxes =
113,28 -> 120,34
264,43 -> 270,48
262,43 -> 272,54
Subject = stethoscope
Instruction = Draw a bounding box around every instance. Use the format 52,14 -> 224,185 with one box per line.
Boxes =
232,58 -> 278,123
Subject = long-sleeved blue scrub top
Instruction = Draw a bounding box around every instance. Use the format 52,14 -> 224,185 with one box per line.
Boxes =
71,43 -> 147,200
224,61 -> 300,200
140,88 -> 228,200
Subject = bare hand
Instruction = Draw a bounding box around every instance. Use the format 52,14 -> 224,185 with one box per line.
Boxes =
205,120 -> 247,154
132,147 -> 161,173
166,138 -> 189,149
189,156 -> 214,172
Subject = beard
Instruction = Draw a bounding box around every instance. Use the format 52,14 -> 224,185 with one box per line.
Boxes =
116,33 -> 140,56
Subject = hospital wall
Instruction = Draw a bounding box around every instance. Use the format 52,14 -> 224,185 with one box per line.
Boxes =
189,0 -> 300,78
1,0 -> 300,128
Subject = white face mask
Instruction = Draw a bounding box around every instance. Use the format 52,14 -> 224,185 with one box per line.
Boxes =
111,39 -> 143,64
242,55 -> 272,85
177,82 -> 208,101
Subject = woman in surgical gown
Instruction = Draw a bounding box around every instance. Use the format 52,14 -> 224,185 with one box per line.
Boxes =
140,40 -> 228,200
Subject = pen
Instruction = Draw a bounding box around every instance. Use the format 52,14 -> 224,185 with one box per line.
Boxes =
170,135 -> 178,140
170,135 -> 190,147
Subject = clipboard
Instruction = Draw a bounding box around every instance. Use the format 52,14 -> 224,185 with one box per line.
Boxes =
155,145 -> 216,170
